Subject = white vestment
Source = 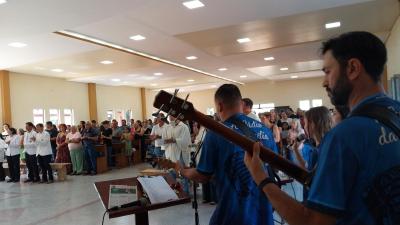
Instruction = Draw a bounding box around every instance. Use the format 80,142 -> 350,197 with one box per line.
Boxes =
162,121 -> 191,166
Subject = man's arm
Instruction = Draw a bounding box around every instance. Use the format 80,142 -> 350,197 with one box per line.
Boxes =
244,142 -> 337,225
177,164 -> 212,184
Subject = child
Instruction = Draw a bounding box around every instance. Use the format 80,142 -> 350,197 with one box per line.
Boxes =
120,127 -> 133,165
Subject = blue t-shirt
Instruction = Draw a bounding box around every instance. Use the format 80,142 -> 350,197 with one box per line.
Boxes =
197,113 -> 278,225
306,93 -> 400,225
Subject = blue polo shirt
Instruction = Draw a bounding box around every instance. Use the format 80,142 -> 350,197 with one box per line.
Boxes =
306,93 -> 400,225
197,113 -> 277,225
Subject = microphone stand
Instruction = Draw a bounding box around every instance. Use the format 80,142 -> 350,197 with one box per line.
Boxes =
190,130 -> 205,225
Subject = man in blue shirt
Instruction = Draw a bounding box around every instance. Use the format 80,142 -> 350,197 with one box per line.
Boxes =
244,31 -> 400,225
177,84 -> 277,225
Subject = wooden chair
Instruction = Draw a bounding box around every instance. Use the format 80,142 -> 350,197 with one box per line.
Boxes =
95,145 -> 108,173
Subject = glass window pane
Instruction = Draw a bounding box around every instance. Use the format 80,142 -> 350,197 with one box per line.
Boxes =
312,99 -> 323,107
299,100 -> 311,111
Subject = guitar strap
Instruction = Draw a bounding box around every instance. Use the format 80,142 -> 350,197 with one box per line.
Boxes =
226,115 -> 282,188
348,103 -> 400,225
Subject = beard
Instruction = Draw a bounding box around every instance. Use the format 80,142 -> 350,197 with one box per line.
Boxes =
326,69 -> 353,106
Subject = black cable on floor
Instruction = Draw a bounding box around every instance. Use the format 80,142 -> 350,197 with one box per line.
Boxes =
101,210 -> 107,225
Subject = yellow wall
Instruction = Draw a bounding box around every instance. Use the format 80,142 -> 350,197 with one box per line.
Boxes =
145,77 -> 332,117
9,72 -> 90,129
96,84 -> 142,122
387,16 -> 400,81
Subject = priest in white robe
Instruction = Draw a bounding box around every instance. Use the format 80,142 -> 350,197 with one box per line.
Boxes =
162,116 -> 191,193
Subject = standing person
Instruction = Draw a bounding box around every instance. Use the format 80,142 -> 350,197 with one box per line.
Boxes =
150,116 -> 167,158
242,98 -> 261,121
133,121 -> 146,161
176,84 -> 278,225
101,121 -> 113,167
35,124 -> 54,183
5,128 -> 20,183
66,126 -> 83,175
163,115 -> 192,194
45,121 -> 58,161
24,122 -> 39,183
1,123 -> 10,140
18,129 -> 26,164
82,122 -> 99,175
120,127 -> 133,164
55,124 -> 72,173
0,135 -> 7,181
244,31 -> 400,225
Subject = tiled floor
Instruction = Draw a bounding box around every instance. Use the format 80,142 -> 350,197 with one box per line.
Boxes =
0,164 -> 301,225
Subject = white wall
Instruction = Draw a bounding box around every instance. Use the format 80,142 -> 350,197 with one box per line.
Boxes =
386,16 -> 400,81
9,72 -> 90,129
96,84 -> 142,122
145,77 -> 332,117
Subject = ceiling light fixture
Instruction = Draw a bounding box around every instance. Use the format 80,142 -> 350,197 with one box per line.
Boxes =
237,38 -> 251,43
111,78 -> 121,82
51,69 -> 64,73
55,30 -> 243,85
186,56 -> 198,60
290,75 -> 299,79
218,68 -> 227,71
153,72 -> 163,76
123,81 -> 128,84
129,35 -> 146,41
150,83 -> 158,86
187,79 -> 195,82
8,42 -> 27,48
240,75 -> 248,78
100,60 -> 113,65
183,0 -> 204,9
280,67 -> 289,71
264,57 -> 275,61
0,0 -> 7,5
325,21 -> 341,29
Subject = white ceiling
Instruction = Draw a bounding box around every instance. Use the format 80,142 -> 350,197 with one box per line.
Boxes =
0,0 -> 398,91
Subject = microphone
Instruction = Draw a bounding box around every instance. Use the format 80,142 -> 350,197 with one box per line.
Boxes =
109,198 -> 150,211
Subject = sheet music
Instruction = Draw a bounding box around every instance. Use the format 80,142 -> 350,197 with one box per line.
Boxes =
137,176 -> 179,204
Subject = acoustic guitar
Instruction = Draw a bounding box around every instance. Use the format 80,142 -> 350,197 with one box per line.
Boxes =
153,90 -> 312,186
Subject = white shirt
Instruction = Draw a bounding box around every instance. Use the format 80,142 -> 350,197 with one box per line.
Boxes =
6,135 -> 20,156
35,131 -> 53,156
66,132 -> 82,150
0,138 -> 7,162
24,130 -> 37,155
162,122 -> 191,166
246,112 -> 261,122
150,124 -> 166,149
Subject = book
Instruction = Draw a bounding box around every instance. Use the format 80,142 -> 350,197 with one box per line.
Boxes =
137,176 -> 179,204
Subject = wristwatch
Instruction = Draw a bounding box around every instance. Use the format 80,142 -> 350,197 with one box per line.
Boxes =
258,177 -> 277,191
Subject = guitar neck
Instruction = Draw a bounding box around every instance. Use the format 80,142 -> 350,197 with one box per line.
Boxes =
193,110 -> 312,186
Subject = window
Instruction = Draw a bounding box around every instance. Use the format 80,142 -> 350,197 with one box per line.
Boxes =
253,103 -> 275,115
49,109 -> 60,125
299,100 -> 311,111
106,110 -> 114,121
33,109 -> 45,125
312,99 -> 323,107
63,109 -> 74,125
206,108 -> 215,116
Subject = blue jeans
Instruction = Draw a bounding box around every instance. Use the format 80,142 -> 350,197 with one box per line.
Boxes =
154,147 -> 165,158
168,154 -> 190,194
106,145 -> 113,167
84,143 -> 97,173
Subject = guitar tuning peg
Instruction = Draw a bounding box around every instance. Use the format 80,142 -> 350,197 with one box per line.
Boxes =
176,113 -> 184,120
152,104 -> 165,117
181,93 -> 190,110
166,108 -> 177,118
169,89 -> 179,104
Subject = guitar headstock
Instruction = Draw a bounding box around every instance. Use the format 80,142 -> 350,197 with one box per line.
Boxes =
153,90 -> 195,121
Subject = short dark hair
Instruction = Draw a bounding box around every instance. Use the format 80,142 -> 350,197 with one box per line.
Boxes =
242,98 -> 254,108
9,128 -> 17,135
26,122 -> 34,127
214,84 -> 242,108
91,120 -> 97,124
36,123 -> 44,128
321,31 -> 387,82
46,121 -> 53,126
